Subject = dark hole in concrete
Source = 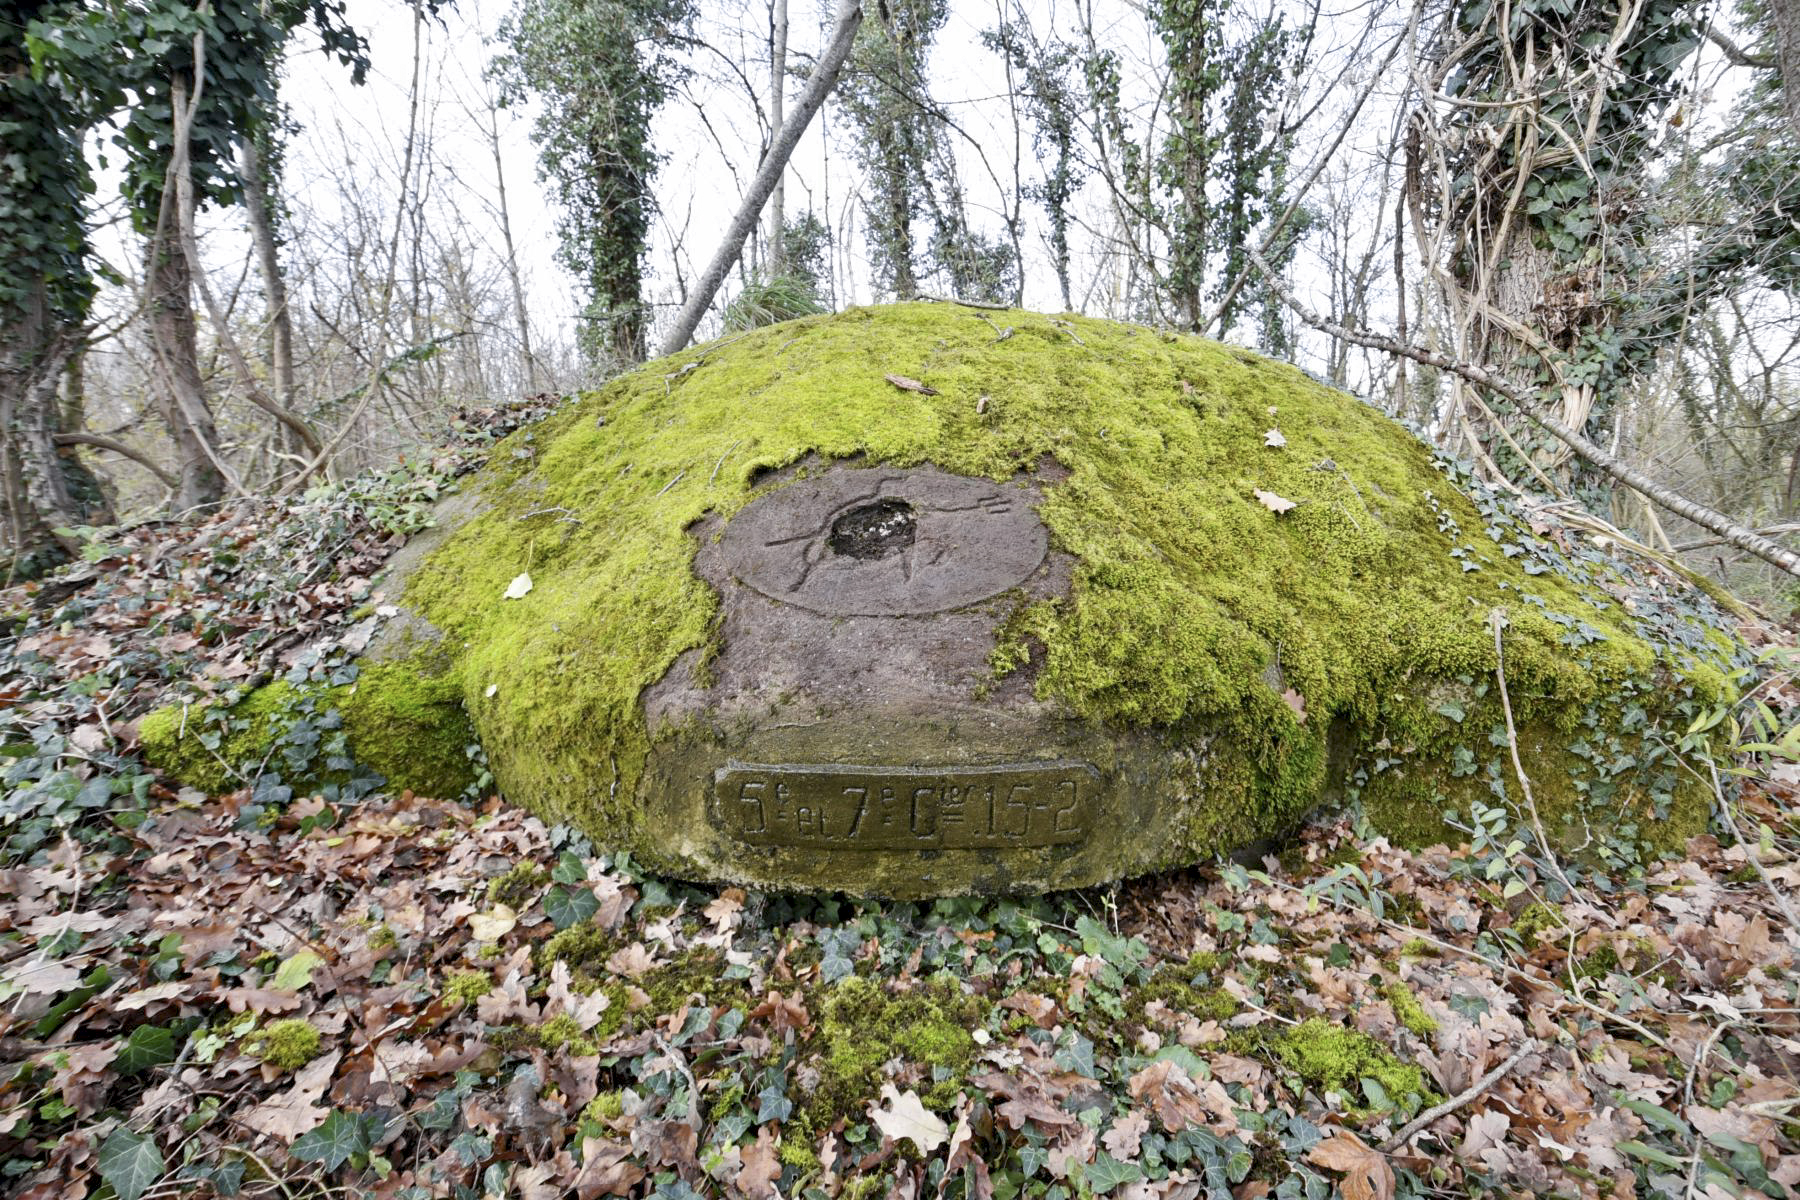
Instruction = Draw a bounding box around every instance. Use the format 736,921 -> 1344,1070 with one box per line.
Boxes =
829,499 -> 917,560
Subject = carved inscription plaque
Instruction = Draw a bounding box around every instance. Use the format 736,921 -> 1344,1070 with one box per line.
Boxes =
713,762 -> 1099,850
721,467 -> 1049,616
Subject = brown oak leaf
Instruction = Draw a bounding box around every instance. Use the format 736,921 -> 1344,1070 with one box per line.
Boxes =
1306,1132 -> 1395,1200
572,1138 -> 645,1199
735,1126 -> 782,1198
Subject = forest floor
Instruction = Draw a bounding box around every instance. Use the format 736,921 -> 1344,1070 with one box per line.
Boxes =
4,405 -> 1800,1200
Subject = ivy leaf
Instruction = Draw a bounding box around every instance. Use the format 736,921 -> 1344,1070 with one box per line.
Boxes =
756,1081 -> 793,1123
114,1024 -> 178,1075
271,950 -> 323,992
1082,1151 -> 1144,1193
290,1108 -> 376,1171
98,1127 -> 164,1200
551,850 -> 587,885
1447,991 -> 1490,1020
544,884 -> 599,930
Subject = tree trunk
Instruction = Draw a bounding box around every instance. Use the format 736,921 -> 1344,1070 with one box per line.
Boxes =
1770,0 -> 1800,140
766,0 -> 789,273
0,279 -> 88,575
145,217 -> 226,512
480,102 -> 541,390
239,135 -> 298,457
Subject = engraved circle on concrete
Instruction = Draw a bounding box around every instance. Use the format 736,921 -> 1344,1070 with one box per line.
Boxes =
722,466 -> 1050,615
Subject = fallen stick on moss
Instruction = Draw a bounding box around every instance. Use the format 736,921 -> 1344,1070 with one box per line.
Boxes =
1380,1044 -> 1532,1151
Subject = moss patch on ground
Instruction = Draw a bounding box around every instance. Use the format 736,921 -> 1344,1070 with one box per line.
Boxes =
804,975 -> 988,1128
1273,1018 -> 1434,1110
138,657 -> 477,800
243,1018 -> 322,1071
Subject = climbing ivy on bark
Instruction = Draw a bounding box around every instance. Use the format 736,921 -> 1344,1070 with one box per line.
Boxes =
492,0 -> 694,366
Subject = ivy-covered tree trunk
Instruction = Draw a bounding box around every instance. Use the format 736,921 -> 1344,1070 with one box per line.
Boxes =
1,8 -> 110,574
1157,0 -> 1223,330
1,284 -> 83,576
144,220 -> 226,511
495,0 -> 691,368
1407,0 -> 1702,495
239,134 -> 299,460
1771,0 -> 1800,139
839,0 -> 945,301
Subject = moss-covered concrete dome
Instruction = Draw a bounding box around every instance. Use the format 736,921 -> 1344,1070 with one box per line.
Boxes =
144,303 -> 1740,896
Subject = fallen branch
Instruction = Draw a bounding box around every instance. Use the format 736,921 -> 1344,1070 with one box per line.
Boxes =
918,292 -> 1015,311
1381,1045 -> 1532,1151
1247,248 -> 1800,578
1673,523 -> 1800,553
658,0 -> 863,357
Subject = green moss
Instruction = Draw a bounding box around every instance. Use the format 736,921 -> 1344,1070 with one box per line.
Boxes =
639,949 -> 750,1014
1380,981 -> 1438,1038
779,1140 -> 820,1171
1128,959 -> 1240,1027
537,923 -> 622,980
244,1019 -> 322,1071
1274,1018 -> 1432,1108
486,862 -> 548,908
535,1013 -> 598,1057
583,1090 -> 625,1123
367,924 -> 397,951
139,656 -> 477,800
806,976 -> 987,1127
336,662 -> 477,798
443,971 -> 495,1006
1574,944 -> 1621,983
384,303 -> 1736,873
1511,901 -> 1566,949
139,685 -> 305,795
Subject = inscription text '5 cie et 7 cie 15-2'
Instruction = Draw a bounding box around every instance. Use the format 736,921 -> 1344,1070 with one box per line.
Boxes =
711,763 -> 1097,851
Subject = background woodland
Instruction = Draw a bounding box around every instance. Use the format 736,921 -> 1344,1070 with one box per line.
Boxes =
5,0 -> 1800,605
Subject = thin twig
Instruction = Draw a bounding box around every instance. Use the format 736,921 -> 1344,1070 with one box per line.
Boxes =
917,292 -> 1014,311
1491,608 -> 1582,902
709,440 -> 742,488
1382,1045 -> 1532,1150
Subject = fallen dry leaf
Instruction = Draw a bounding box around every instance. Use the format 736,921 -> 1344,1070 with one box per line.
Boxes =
870,1084 -> 951,1154
885,373 -> 939,396
1282,687 -> 1307,723
240,1051 -> 341,1142
1264,428 -> 1287,448
572,1137 -> 644,1198
1254,489 -> 1298,514
735,1126 -> 782,1198
1306,1132 -> 1395,1200
469,903 -> 518,941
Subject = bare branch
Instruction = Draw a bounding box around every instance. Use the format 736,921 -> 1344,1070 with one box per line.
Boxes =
1248,247 -> 1800,578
